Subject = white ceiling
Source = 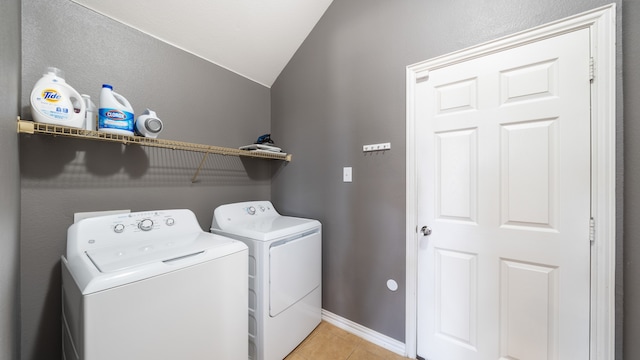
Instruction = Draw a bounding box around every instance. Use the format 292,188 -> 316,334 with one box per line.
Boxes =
71,0 -> 334,87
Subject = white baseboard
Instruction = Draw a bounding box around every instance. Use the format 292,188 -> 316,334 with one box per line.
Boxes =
321,309 -> 407,357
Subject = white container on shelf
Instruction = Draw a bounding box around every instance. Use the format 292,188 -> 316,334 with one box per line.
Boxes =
82,94 -> 97,131
135,109 -> 163,138
98,84 -> 135,136
30,67 -> 86,128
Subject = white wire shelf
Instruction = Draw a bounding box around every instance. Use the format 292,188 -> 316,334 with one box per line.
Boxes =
17,118 -> 291,182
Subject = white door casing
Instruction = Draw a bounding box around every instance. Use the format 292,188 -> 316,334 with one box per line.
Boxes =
405,4 -> 616,360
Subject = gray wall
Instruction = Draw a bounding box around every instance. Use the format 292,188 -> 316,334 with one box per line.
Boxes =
622,0 -> 640,358
19,1 -> 273,359
271,0 -> 624,349
0,0 -> 21,359
13,0 -> 640,359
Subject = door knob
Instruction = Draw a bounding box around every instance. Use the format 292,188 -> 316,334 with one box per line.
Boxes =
421,226 -> 432,236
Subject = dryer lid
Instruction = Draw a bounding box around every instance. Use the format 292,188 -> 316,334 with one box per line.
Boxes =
214,216 -> 320,241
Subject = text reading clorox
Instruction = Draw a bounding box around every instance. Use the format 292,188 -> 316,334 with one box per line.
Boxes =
105,110 -> 126,120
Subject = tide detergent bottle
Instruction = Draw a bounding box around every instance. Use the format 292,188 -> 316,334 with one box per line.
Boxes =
98,84 -> 135,136
30,67 -> 86,128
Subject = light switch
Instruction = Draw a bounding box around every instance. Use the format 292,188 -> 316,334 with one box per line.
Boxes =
343,167 -> 352,182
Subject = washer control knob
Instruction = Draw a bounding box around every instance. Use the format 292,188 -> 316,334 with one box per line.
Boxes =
247,206 -> 256,215
259,205 -> 265,212
139,219 -> 154,231
114,224 -> 125,233
166,218 -> 175,226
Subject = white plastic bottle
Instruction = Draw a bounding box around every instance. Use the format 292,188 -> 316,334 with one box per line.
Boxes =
135,109 -> 163,138
30,67 -> 86,128
81,94 -> 97,131
98,84 -> 135,136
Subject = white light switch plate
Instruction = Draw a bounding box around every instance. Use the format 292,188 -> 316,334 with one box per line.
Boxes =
343,167 -> 352,182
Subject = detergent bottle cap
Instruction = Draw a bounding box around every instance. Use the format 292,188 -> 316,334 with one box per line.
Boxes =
102,84 -> 113,90
45,67 -> 64,78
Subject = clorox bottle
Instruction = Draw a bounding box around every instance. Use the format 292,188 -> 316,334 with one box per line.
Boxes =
98,84 -> 135,136
30,67 -> 86,128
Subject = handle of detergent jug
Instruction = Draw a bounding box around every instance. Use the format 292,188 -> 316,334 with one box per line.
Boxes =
111,91 -> 133,110
63,83 -> 87,123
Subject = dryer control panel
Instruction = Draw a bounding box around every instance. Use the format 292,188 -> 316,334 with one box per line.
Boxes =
244,202 -> 275,216
212,201 -> 281,230
211,201 -> 320,242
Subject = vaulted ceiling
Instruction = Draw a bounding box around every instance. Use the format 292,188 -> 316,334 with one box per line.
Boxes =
71,0 -> 335,87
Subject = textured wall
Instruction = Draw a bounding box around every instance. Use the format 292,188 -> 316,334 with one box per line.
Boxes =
271,0 -> 621,346
0,0 -> 21,359
623,0 -> 640,358
20,1 -> 273,359
15,0 -> 637,358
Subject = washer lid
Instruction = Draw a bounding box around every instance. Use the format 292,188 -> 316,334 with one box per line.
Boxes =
65,232 -> 247,294
216,216 -> 320,241
86,234 -> 214,273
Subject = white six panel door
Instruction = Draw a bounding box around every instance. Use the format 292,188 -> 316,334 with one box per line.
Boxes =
416,28 -> 591,360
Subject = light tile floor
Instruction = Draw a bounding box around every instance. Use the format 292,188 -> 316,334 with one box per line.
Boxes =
285,321 -> 409,360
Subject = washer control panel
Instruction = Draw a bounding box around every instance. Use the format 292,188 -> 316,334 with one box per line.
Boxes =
110,211 -> 177,234
67,209 -> 202,257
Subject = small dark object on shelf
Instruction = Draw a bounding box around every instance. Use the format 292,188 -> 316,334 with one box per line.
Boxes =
255,133 -> 274,145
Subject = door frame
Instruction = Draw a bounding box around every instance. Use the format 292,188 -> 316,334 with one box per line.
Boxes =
405,4 -> 616,359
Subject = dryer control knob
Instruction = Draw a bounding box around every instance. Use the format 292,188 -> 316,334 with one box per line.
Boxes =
247,206 -> 256,215
139,219 -> 154,231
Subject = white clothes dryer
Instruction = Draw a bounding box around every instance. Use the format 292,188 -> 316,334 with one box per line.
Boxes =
211,201 -> 321,360
62,209 -> 248,360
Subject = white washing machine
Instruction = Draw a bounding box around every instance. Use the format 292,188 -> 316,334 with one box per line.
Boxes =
211,201 -> 322,360
61,209 -> 248,360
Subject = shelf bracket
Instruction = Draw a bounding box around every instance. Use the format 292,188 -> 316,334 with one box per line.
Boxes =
17,117 -> 35,134
191,151 -> 210,183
